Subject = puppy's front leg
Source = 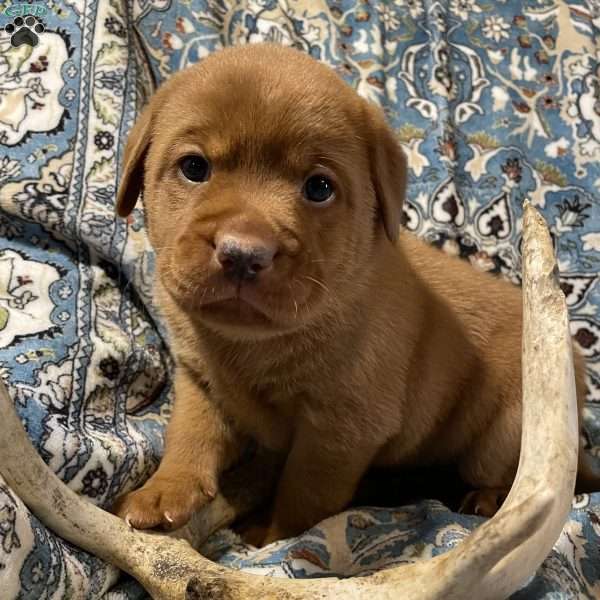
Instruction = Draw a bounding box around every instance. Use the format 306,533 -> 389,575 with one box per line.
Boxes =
260,419 -> 380,545
113,366 -> 239,530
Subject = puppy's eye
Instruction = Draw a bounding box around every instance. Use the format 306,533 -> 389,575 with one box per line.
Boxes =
303,175 -> 335,204
179,155 -> 211,183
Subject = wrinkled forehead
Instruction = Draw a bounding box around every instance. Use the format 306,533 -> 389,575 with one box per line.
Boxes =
155,66 -> 365,175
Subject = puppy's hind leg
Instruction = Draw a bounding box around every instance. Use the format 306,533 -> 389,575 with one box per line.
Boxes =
457,403 -> 520,518
461,430 -> 600,512
458,487 -> 509,517
576,447 -> 600,494
573,359 -> 600,493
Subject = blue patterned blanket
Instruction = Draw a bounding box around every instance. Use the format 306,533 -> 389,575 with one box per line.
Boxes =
1,1 -> 600,598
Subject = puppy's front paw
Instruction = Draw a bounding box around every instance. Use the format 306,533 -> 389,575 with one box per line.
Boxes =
112,475 -> 216,531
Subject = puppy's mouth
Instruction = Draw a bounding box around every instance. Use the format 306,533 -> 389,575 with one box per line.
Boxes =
162,272 -> 308,332
200,294 -> 272,326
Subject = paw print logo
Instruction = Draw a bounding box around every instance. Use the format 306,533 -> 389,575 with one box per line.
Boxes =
5,15 -> 45,48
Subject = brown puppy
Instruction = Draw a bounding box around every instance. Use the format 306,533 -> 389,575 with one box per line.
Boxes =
113,43 -> 595,546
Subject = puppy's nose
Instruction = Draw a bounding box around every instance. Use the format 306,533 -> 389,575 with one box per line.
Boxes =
216,236 -> 276,282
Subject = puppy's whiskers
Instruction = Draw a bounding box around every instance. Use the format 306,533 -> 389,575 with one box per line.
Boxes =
160,262 -> 207,297
302,275 -> 330,295
291,278 -> 312,318
198,286 -> 209,305
287,283 -> 299,319
152,245 -> 179,252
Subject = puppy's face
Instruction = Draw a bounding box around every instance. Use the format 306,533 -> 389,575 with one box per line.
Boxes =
117,44 -> 406,339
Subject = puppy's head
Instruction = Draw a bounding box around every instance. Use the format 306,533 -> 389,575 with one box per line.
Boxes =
117,44 -> 406,339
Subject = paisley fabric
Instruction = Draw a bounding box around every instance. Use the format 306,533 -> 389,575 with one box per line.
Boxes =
1,0 -> 600,598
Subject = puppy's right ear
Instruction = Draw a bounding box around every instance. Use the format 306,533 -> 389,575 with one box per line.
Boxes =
116,104 -> 154,217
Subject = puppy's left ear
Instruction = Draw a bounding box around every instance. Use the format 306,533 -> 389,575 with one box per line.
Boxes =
364,102 -> 407,243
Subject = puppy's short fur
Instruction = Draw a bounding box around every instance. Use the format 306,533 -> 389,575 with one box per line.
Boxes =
113,43 -> 596,545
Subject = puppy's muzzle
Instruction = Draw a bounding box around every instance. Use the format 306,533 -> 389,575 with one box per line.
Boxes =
216,235 -> 276,283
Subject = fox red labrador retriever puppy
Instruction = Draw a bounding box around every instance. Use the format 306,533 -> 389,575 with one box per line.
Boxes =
113,43 -> 595,546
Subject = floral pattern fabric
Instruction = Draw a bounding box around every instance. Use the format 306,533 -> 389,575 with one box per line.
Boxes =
1,1 -> 600,598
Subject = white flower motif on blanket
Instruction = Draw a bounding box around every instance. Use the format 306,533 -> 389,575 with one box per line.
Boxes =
0,249 -> 60,349
0,30 -> 68,145
449,0 -> 482,21
482,16 -> 510,43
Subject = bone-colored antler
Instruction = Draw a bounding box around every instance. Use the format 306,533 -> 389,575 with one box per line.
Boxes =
0,202 -> 578,599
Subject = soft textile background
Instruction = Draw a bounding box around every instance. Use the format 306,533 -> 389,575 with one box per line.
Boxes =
1,1 -> 600,598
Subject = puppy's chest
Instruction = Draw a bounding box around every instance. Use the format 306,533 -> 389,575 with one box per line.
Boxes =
213,367 -> 307,450
204,342 -> 335,446
225,373 -> 303,415
218,351 -> 309,405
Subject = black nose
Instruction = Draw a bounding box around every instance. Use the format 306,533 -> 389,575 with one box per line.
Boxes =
216,238 -> 275,282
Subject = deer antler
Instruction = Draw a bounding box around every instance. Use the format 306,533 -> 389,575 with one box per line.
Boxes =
0,202 -> 578,599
